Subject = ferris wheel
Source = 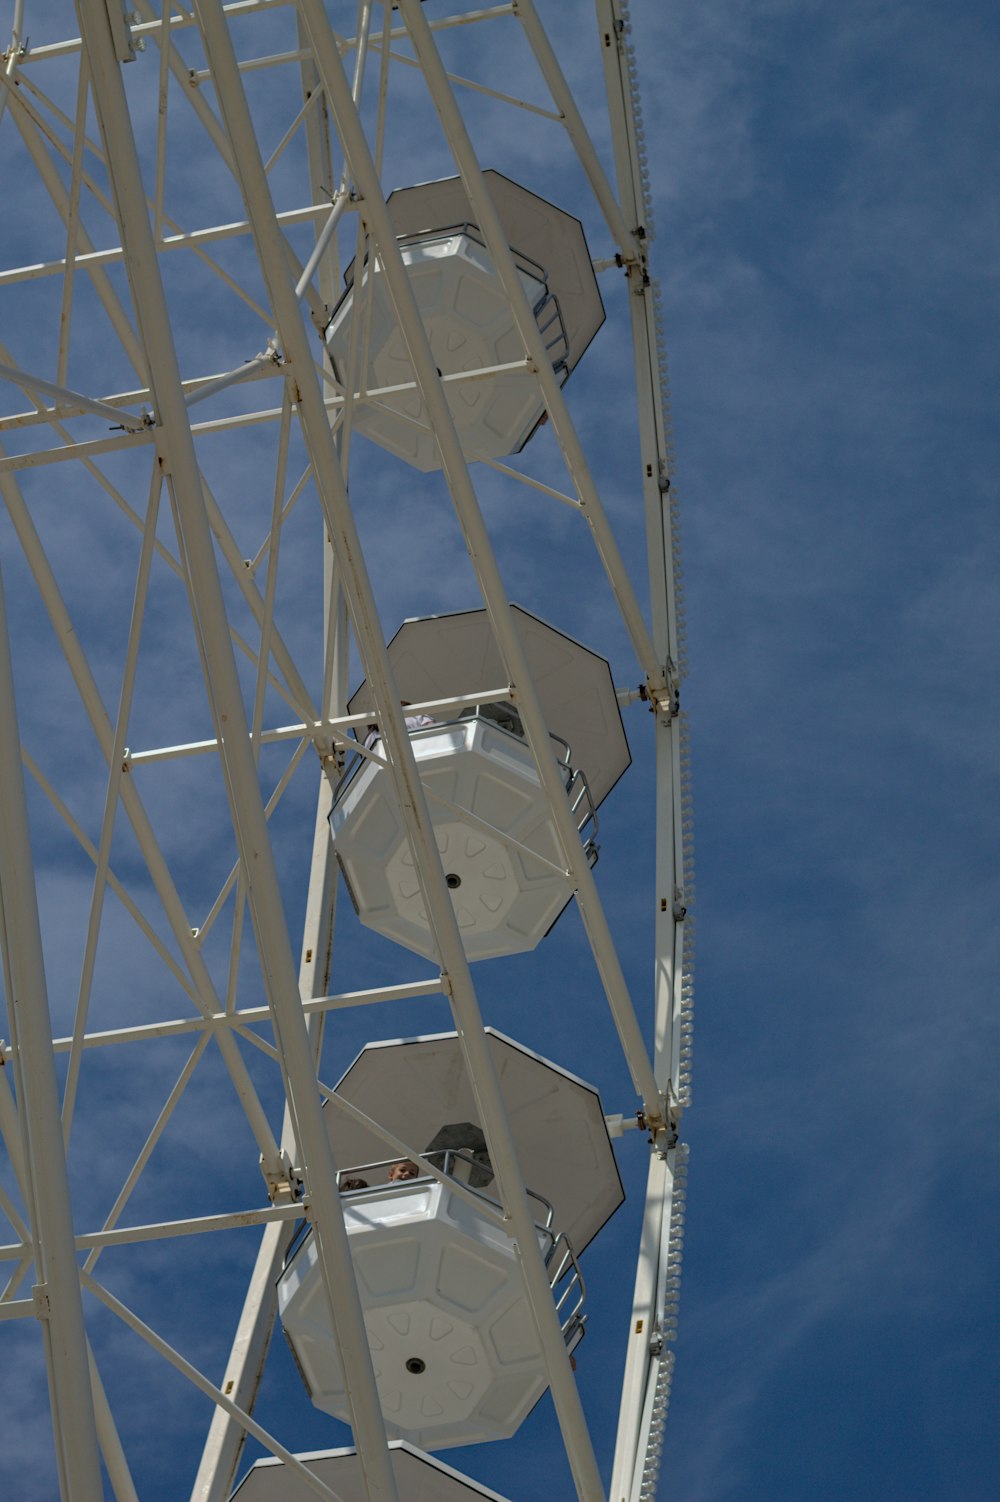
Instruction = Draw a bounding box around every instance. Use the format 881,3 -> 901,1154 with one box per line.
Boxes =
0,2 -> 694,1499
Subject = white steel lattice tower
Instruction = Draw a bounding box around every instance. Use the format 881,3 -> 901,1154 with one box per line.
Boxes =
0,3 -> 694,1500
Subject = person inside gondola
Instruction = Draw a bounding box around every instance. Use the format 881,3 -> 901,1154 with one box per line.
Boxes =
387,1159 -> 421,1182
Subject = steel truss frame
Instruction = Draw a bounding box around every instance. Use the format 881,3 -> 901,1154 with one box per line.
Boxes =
0,2 -> 693,1500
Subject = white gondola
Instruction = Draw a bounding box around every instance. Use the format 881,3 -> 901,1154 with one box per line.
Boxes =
324,171 -> 605,471
329,606 -> 630,961
232,1442 -> 511,1502
277,1031 -> 623,1450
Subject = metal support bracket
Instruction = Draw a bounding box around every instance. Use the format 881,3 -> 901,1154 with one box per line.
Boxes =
625,255 -> 651,292
641,1090 -> 681,1152
104,0 -> 140,62
640,669 -> 678,720
260,1150 -> 302,1205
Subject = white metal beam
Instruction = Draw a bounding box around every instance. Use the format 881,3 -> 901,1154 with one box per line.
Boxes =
592,5 -> 695,1494
194,0 -> 610,1490
191,770 -> 343,1500
347,0 -> 666,1130
0,562 -> 104,1500
192,51 -> 356,1487
73,3 -> 403,1498
399,0 -> 664,698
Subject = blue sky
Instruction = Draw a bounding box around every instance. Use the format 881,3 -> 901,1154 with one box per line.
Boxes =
0,1 -> 995,1499
652,1 -> 997,1498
